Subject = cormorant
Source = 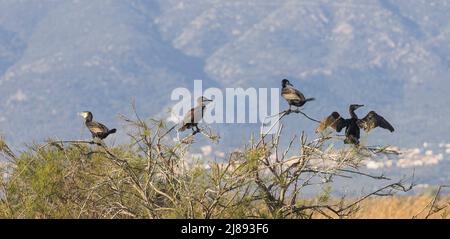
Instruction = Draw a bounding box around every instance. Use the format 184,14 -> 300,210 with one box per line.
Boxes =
316,104 -> 394,145
79,111 -> 117,140
281,79 -> 315,110
179,96 -> 213,133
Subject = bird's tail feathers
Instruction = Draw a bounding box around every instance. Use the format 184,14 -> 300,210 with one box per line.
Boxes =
305,98 -> 315,102
108,129 -> 117,135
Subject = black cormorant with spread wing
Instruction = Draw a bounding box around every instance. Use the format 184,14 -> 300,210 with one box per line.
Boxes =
316,104 -> 394,145
281,79 -> 315,110
179,96 -> 213,133
79,111 -> 117,140
315,111 -> 346,133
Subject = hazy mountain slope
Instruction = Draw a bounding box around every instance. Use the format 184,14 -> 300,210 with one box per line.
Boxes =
0,27 -> 24,76
0,0 -> 449,153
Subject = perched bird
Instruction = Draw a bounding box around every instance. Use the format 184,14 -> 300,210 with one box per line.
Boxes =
79,111 -> 117,140
281,79 -> 315,110
179,96 -> 213,133
316,104 -> 394,145
344,104 -> 365,145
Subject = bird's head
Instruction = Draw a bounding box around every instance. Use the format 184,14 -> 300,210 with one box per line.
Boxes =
79,111 -> 93,121
282,79 -> 292,88
349,104 -> 364,111
198,96 -> 213,106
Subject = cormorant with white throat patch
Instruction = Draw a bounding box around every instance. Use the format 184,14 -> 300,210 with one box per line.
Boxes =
79,111 -> 117,140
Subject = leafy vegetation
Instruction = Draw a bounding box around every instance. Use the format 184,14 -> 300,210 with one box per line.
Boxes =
1,110 -> 445,219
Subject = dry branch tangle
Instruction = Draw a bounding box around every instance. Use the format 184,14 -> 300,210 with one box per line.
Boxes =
0,111 -> 417,219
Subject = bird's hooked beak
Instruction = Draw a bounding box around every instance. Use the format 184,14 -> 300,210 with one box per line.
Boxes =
356,104 -> 365,109
203,98 -> 213,103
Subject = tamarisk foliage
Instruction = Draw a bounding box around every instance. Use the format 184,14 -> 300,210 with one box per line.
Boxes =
0,110 -> 416,219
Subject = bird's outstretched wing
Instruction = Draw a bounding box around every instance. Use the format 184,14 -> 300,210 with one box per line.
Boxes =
281,86 -> 306,102
316,112 -> 347,133
357,111 -> 394,133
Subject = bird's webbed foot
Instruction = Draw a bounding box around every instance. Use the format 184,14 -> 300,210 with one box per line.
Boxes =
192,126 -> 201,135
286,107 -> 301,115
